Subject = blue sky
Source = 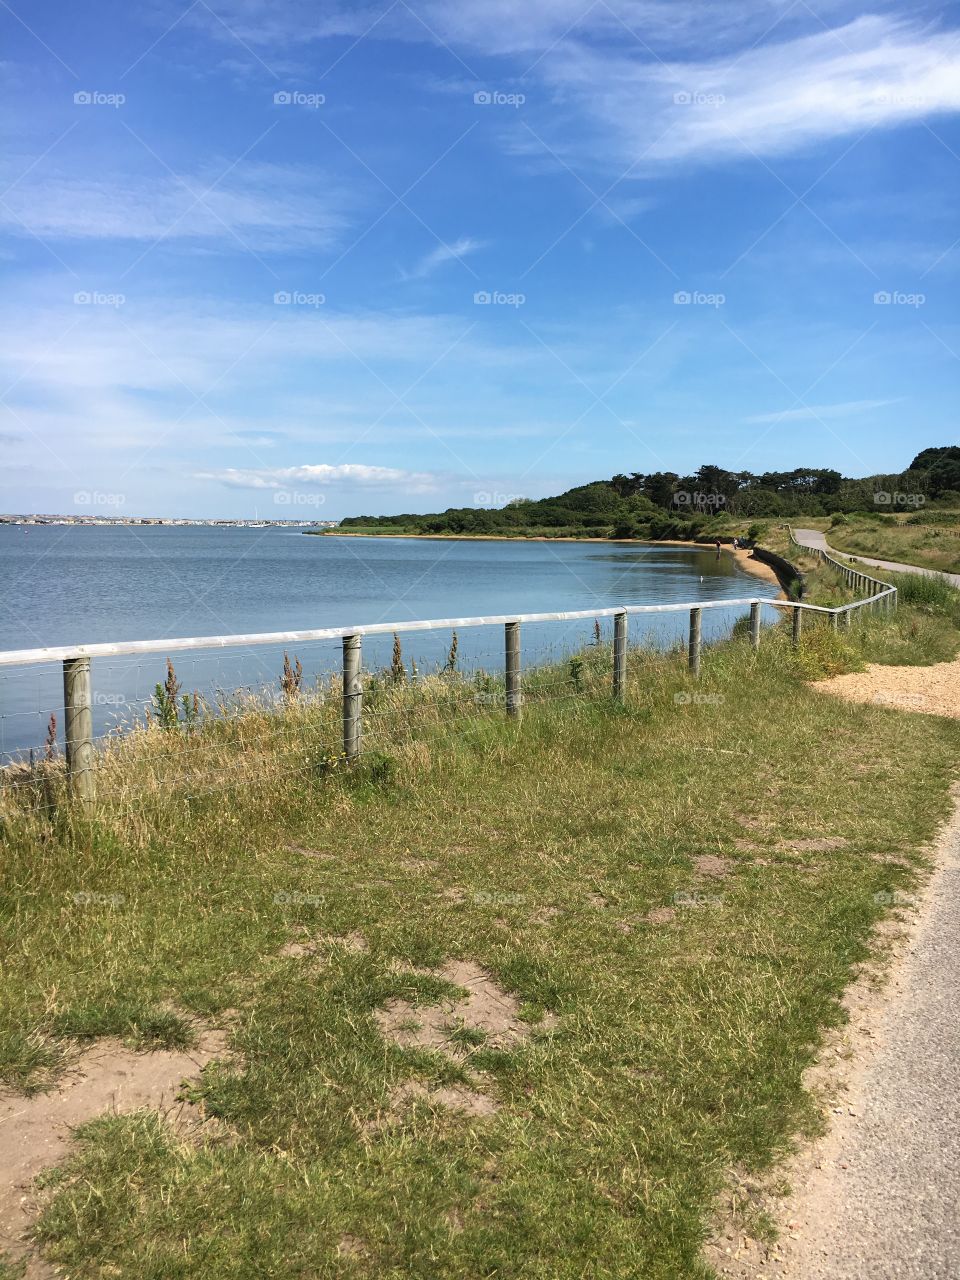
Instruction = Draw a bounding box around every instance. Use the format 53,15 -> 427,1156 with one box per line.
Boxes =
1,0 -> 959,518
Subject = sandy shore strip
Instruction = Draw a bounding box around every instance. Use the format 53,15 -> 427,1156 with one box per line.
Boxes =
729,546 -> 782,590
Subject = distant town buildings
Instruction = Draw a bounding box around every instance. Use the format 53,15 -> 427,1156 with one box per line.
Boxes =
0,515 -> 340,528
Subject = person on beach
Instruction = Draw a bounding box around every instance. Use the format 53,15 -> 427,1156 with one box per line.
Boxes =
715,539 -> 722,557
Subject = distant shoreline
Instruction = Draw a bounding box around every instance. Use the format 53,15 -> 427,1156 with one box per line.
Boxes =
308,531 -> 784,592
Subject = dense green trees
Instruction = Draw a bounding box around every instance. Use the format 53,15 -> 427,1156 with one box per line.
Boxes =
337,448 -> 959,538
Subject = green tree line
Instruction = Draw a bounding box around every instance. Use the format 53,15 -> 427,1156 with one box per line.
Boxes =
336,447 -> 960,540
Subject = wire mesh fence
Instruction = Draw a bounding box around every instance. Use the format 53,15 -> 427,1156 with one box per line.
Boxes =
0,580 -> 897,818
0,605 -> 744,764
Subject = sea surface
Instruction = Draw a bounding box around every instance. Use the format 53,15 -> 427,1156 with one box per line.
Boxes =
0,525 -> 780,757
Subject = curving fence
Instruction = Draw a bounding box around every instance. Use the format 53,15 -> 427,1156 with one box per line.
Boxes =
0,545 -> 898,815
787,527 -> 899,606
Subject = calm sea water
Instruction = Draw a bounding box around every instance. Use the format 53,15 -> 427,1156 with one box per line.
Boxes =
0,526 -> 779,757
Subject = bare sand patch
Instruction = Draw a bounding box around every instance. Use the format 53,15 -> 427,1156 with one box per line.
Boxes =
376,960 -> 555,1061
326,931 -> 369,953
277,939 -> 324,959
779,837 -> 848,853
337,1234 -> 370,1260
812,658 -> 960,720
642,907 -> 677,925
373,961 -> 555,1123
693,855 -> 734,878
400,857 -> 438,873
737,815 -> 769,832
387,1079 -> 498,1119
0,1025 -> 233,1278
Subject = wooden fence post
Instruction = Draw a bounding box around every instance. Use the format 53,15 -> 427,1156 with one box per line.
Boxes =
613,610 -> 627,700
688,607 -> 702,679
792,606 -> 803,647
839,610 -> 851,631
63,656 -> 95,814
342,634 -> 362,761
749,601 -> 761,650
505,621 -> 521,717
830,611 -> 839,631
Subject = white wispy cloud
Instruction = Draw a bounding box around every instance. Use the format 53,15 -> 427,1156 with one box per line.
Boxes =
197,463 -> 445,492
399,237 -> 486,281
744,398 -> 901,424
0,162 -> 353,250
538,16 -> 960,168
150,2 -> 960,177
192,0 -> 866,58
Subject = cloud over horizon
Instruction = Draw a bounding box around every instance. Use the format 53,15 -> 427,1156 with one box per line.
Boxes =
196,463 -> 446,492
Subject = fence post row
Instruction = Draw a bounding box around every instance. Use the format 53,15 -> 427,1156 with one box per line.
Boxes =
505,621 -> 522,717
342,634 -> 362,761
62,656 -> 95,814
32,543 -> 903,808
612,610 -> 627,700
688,607 -> 702,679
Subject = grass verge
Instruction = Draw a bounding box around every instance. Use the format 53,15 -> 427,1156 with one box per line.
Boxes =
2,606 -> 959,1278
820,512 -> 960,576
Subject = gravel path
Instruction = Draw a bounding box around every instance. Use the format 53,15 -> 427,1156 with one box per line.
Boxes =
749,528 -> 960,1277
792,527 -> 960,588
709,802 -> 960,1279
779,801 -> 960,1279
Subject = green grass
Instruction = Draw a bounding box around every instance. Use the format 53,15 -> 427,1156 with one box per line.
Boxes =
2,609 -> 960,1278
786,534 -> 960,666
823,512 -> 960,575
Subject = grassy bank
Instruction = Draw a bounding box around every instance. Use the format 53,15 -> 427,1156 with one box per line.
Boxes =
2,600 -> 960,1279
820,512 -> 960,575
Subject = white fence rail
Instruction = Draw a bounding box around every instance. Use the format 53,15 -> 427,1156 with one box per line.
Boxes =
788,527 -> 899,603
0,555 -> 897,813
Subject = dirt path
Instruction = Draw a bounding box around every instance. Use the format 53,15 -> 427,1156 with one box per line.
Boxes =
712,795 -> 960,1279
0,1027 -> 230,1277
